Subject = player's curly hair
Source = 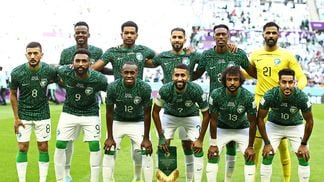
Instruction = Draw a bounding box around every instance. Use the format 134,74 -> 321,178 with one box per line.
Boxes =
221,66 -> 245,86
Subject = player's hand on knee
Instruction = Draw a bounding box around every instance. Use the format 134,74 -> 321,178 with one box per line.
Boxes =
14,119 -> 25,134
297,145 -> 310,161
207,146 -> 219,160
141,138 -> 153,155
192,140 -> 203,154
262,144 -> 274,158
244,146 -> 255,162
103,137 -> 116,152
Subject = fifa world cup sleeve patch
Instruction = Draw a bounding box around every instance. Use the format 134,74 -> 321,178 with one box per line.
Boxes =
156,146 -> 179,181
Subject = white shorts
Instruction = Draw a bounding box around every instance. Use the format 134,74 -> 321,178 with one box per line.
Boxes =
17,119 -> 51,142
160,111 -> 190,140
216,128 -> 249,154
266,121 -> 306,153
56,112 -> 101,142
162,114 -> 200,141
112,121 -> 145,150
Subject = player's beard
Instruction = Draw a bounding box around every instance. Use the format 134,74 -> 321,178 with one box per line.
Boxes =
28,59 -> 40,68
175,81 -> 186,91
172,43 -> 183,52
282,88 -> 293,97
227,85 -> 239,93
75,66 -> 88,76
265,38 -> 277,47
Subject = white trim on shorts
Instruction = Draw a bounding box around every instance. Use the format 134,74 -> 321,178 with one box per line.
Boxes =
17,119 -> 51,142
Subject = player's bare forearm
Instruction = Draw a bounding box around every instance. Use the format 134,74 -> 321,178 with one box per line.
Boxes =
91,59 -> 106,71
197,110 -> 210,141
105,105 -> 114,139
301,111 -> 314,145
257,109 -> 270,143
144,59 -> 157,68
10,90 -> 19,120
152,104 -> 163,135
143,106 -> 152,139
192,69 -> 204,81
209,112 -> 217,139
100,67 -> 113,75
247,114 -> 257,147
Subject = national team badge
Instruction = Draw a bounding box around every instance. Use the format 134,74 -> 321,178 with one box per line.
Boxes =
289,106 -> 298,114
136,52 -> 144,61
274,58 -> 281,65
182,57 -> 190,65
40,79 -> 48,87
134,96 -> 142,104
237,105 -> 245,114
185,100 -> 193,107
85,87 -> 94,95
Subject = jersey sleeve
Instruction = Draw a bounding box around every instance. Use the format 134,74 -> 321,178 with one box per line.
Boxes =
197,51 -> 207,71
101,48 -> 113,65
155,86 -> 167,107
143,45 -> 156,59
9,71 -> 18,90
238,49 -> 251,71
246,93 -> 257,115
105,83 -> 115,105
287,53 -> 307,89
142,83 -> 153,108
208,90 -> 219,113
195,86 -> 208,112
298,92 -> 312,113
152,54 -> 161,67
98,74 -> 108,91
259,91 -> 272,110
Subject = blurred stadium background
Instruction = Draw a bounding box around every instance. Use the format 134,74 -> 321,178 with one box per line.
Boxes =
0,0 -> 323,103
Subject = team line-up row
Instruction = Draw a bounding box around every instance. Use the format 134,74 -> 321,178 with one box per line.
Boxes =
11,20 -> 311,182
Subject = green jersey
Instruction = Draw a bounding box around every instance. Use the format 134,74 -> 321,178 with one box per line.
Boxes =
155,82 -> 208,117
152,51 -> 201,83
10,62 -> 57,120
259,87 -> 311,126
198,48 -> 251,92
209,87 -> 256,129
101,45 -> 155,80
106,79 -> 152,121
59,45 -> 103,65
57,66 -> 107,116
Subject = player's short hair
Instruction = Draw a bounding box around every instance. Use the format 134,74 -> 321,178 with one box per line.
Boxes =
121,21 -> 138,33
26,42 -> 42,51
73,48 -> 91,58
263,22 -> 280,31
174,63 -> 189,72
74,21 -> 89,30
123,61 -> 137,67
278,68 -> 295,79
221,66 -> 245,86
171,27 -> 186,36
213,24 -> 229,32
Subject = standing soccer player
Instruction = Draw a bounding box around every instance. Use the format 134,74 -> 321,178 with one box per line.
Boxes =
205,66 -> 257,182
152,64 -> 210,182
10,42 -> 57,182
250,21 -> 307,182
91,20 -> 155,80
58,21 -> 105,182
257,68 -> 313,182
193,24 -> 256,181
103,62 -> 153,182
54,48 -> 107,182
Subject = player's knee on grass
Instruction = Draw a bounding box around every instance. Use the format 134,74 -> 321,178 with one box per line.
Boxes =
56,140 -> 68,149
262,154 -> 274,165
88,141 -> 100,152
37,141 -> 48,152
226,141 -> 237,155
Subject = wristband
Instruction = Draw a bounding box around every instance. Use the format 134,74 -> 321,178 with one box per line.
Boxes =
301,141 -> 307,145
264,140 -> 271,145
210,139 -> 217,146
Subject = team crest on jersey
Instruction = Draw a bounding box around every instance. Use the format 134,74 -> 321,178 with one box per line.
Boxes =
185,100 -> 193,107
182,57 -> 190,65
134,96 -> 142,104
289,106 -> 298,114
40,79 -> 48,87
136,52 -> 144,61
237,105 -> 245,114
274,58 -> 281,65
85,87 -> 94,95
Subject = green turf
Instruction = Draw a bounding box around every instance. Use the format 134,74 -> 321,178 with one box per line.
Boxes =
0,103 -> 323,181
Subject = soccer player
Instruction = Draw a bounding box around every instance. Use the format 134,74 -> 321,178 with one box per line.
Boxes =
250,21 -> 307,182
10,42 -> 57,182
102,62 -> 153,182
193,24 -> 256,181
58,21 -> 105,182
205,66 -> 257,182
91,20 -> 156,79
54,48 -> 108,182
257,68 -> 313,182
152,64 -> 210,182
